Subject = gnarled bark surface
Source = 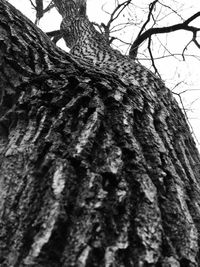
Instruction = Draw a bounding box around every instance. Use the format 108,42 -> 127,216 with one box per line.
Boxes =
0,0 -> 200,266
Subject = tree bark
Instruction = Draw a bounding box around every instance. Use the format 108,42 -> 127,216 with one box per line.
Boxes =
0,0 -> 200,266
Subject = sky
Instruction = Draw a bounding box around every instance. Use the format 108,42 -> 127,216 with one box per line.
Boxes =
7,0 -> 200,149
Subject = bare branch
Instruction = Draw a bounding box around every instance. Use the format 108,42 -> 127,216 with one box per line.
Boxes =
43,1 -> 54,13
193,32 -> 200,49
46,29 -> 62,43
101,0 -> 132,43
107,0 -> 132,28
182,39 -> 193,61
138,0 -> 159,37
29,0 -> 54,24
35,0 -> 43,24
147,37 -> 160,77
110,36 -> 132,46
137,54 -> 200,61
129,11 -> 200,59
158,1 -> 184,21
29,0 -> 36,8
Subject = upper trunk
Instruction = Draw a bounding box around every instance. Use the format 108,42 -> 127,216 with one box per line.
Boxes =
0,0 -> 200,266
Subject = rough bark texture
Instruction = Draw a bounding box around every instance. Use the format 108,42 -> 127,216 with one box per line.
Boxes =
0,0 -> 200,266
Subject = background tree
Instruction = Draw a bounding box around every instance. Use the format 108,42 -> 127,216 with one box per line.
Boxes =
1,0 -> 200,266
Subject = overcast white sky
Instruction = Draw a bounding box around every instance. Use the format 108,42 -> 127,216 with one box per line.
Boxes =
7,0 -> 200,149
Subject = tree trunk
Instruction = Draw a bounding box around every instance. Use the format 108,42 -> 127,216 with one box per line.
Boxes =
0,0 -> 200,266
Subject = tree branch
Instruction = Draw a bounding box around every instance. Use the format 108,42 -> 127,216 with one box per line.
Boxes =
46,29 -> 62,43
147,36 -> 160,77
129,11 -> 200,59
101,0 -> 132,43
29,0 -> 54,24
137,0 -> 159,38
